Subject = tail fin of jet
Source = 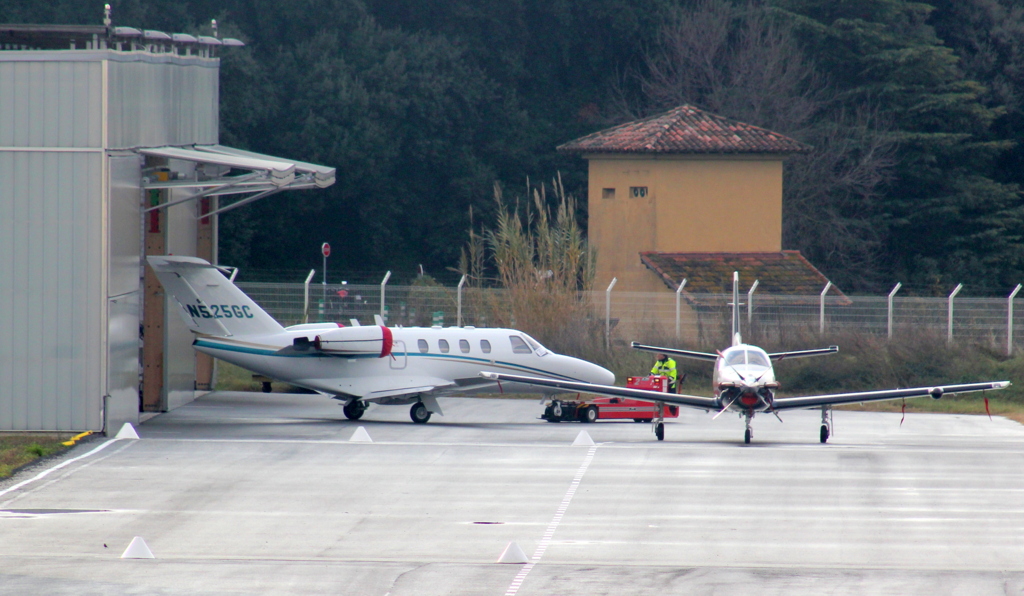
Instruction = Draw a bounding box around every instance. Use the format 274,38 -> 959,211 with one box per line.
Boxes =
731,271 -> 742,346
147,256 -> 284,337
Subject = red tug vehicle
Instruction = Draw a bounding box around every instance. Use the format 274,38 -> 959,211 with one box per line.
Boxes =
541,375 -> 681,423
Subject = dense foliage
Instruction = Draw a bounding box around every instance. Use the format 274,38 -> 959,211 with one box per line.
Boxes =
3,0 -> 1023,293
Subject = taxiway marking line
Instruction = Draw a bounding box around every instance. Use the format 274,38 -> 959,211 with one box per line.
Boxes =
505,444 -> 597,596
0,439 -> 123,500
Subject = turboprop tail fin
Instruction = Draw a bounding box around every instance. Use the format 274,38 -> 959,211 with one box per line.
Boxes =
147,256 -> 284,337
731,271 -> 742,346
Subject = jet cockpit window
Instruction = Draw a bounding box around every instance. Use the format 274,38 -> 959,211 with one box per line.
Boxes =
510,335 -> 533,354
522,334 -> 548,356
480,339 -> 492,354
417,339 -> 428,353
439,339 -> 450,354
459,339 -> 470,353
746,350 -> 770,367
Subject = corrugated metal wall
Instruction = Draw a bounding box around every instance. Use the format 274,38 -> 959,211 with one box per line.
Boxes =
0,151 -> 105,430
107,53 -> 219,148
0,50 -> 219,431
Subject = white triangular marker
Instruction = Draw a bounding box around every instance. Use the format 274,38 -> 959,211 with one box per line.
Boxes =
497,541 -> 529,564
121,536 -> 155,559
115,423 -> 139,440
349,426 -> 373,442
572,430 -> 595,446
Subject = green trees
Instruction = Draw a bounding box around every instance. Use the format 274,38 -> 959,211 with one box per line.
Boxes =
2,0 -> 1022,292
775,0 -> 1024,292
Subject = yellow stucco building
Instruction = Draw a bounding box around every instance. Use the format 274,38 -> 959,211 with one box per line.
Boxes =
559,105 -> 809,293
559,105 -> 840,341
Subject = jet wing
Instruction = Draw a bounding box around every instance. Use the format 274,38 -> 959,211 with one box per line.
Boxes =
294,376 -> 455,398
772,381 -> 1010,410
630,342 -> 718,362
479,372 -> 719,410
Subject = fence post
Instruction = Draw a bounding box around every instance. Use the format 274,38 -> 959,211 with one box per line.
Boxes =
302,269 -> 315,324
457,274 -> 467,327
605,278 -> 617,350
675,278 -> 687,341
819,281 -> 832,335
747,279 -> 759,328
1008,284 -> 1022,356
887,282 -> 902,339
947,283 -> 963,344
380,271 -> 391,322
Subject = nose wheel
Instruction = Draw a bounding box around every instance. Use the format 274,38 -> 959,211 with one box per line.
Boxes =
652,401 -> 665,441
820,406 -> 832,443
743,411 -> 753,444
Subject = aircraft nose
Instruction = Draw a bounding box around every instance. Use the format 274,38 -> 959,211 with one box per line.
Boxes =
586,360 -> 616,385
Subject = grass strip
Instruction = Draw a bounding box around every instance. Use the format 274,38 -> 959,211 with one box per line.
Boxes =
0,434 -> 75,479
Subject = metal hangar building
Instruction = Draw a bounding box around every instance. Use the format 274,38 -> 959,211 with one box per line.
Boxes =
0,17 -> 335,433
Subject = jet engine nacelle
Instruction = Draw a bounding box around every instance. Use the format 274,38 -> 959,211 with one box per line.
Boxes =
312,325 -> 393,358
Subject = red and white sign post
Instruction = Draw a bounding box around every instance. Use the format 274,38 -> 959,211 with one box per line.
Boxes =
321,243 -> 331,315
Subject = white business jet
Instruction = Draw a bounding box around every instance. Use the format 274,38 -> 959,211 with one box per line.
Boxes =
147,256 -> 614,423
482,272 -> 1010,443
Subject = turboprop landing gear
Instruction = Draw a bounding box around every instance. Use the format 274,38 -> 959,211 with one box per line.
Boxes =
743,411 -> 753,444
343,400 -> 366,420
410,401 -> 432,424
820,405 -> 832,443
653,401 -> 665,441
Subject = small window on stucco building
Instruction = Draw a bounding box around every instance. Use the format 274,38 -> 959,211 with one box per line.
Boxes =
602,188 -> 615,199
630,186 -> 648,198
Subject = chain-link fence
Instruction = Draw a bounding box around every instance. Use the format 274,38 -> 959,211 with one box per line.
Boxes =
239,282 -> 1024,353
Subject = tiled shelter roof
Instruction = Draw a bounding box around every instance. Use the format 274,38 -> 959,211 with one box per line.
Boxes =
640,251 -> 844,298
558,105 -> 809,155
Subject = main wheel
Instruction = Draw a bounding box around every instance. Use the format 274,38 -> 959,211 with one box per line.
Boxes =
820,425 -> 830,443
261,381 -> 272,393
655,422 -> 665,441
410,402 -> 432,424
582,405 -> 598,423
343,401 -> 365,420
744,428 -> 751,444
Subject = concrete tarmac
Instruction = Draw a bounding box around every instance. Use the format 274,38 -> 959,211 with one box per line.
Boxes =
1,391 -> 1023,595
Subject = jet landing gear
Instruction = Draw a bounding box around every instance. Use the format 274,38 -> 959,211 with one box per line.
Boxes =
820,405 -> 832,443
410,401 -> 432,424
343,400 -> 366,421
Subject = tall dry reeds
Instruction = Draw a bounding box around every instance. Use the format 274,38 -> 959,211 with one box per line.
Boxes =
459,176 -> 602,358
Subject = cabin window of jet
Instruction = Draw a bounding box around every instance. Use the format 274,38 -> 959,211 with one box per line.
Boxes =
417,339 -> 428,353
602,188 -> 615,199
459,339 -> 470,353
439,339 -> 450,353
510,336 -> 533,354
630,186 -> 648,198
480,340 -> 491,353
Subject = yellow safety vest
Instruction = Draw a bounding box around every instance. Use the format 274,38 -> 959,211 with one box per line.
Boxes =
651,358 -> 677,381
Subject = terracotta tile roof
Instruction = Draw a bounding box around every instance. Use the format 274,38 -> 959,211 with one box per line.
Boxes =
558,105 -> 809,155
640,251 -> 845,299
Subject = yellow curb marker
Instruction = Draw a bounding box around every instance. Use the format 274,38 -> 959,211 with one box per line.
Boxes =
62,431 -> 93,447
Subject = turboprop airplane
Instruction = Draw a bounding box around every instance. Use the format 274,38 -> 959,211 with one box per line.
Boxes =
147,256 -> 614,423
482,272 -> 1010,444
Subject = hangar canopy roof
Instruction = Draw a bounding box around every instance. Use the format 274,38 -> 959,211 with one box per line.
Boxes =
139,145 -> 335,216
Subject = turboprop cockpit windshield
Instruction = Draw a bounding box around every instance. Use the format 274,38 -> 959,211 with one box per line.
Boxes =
723,349 -> 770,369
